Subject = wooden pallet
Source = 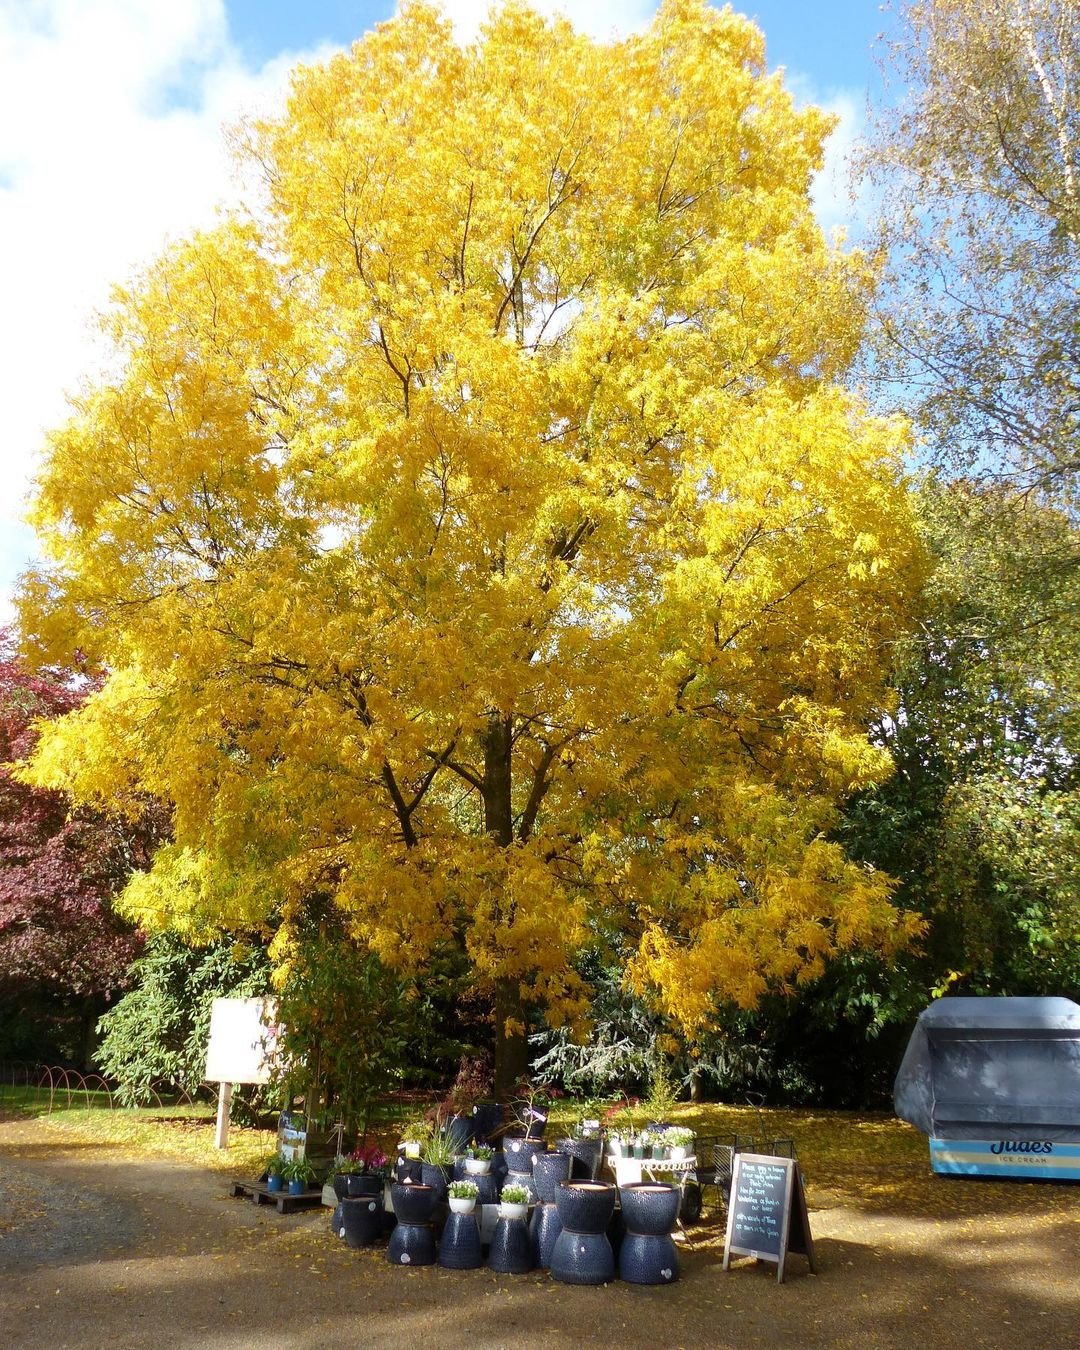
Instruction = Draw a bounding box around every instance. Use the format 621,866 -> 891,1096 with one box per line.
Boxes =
230,1178 -> 325,1215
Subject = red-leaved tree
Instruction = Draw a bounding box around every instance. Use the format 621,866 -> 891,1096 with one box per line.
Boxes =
0,629 -> 164,1062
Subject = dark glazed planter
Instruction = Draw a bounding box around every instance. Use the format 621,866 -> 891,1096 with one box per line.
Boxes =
557,1137 -> 603,1180
390,1182 -> 437,1225
553,1181 -> 617,1234
472,1102 -> 505,1145
330,1200 -> 344,1236
532,1151 -> 571,1204
619,1231 -> 679,1284
395,1155 -> 424,1184
388,1221 -> 436,1267
341,1195 -> 384,1248
487,1215 -> 533,1274
618,1182 -> 679,1286
550,1181 -> 617,1286
438,1211 -> 482,1270
529,1202 -> 562,1270
345,1174 -> 384,1200
420,1162 -> 451,1203
333,1175 -> 349,1201
503,1136 -> 546,1172
618,1183 -> 680,1237
446,1114 -> 473,1153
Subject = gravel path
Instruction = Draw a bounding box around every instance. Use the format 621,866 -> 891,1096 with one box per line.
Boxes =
2,1115 -> 1079,1349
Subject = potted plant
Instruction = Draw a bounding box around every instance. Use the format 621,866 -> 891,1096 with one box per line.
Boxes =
421,1117 -> 462,1200
465,1144 -> 493,1176
508,1080 -> 549,1141
499,1182 -> 531,1221
281,1156 -> 318,1196
400,1119 -> 430,1159
448,1178 -> 480,1215
264,1151 -> 285,1194
334,1145 -> 390,1198
664,1126 -> 694,1161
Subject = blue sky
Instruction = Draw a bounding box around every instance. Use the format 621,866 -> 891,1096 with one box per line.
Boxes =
0,1 -> 897,627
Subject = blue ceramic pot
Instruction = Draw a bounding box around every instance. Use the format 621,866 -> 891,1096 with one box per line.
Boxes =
618,1183 -> 680,1237
446,1114 -> 473,1153
550,1228 -> 615,1286
618,1231 -> 679,1285
388,1221 -> 436,1267
420,1162 -> 451,1203
557,1137 -> 603,1181
287,1179 -> 305,1196
487,1216 -> 533,1274
395,1156 -> 424,1184
503,1136 -> 546,1172
391,1182 -> 437,1225
344,1174 -> 383,1200
532,1151 -> 571,1204
438,1211 -> 482,1270
341,1195 -> 384,1248
529,1202 -> 562,1270
330,1201 -> 344,1236
266,1174 -> 284,1193
553,1181 -> 617,1234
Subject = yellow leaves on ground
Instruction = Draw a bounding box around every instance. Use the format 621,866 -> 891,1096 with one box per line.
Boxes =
19,0 -> 925,1045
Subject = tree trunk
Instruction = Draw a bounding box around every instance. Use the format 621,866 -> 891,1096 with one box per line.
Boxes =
494,977 -> 529,1101
484,714 -> 529,1099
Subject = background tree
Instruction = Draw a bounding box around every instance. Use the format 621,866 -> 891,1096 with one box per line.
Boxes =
95,932 -> 272,1106
19,0 -> 923,1096
865,0 -> 1079,499
855,0 -> 1080,1014
0,627 -> 162,1064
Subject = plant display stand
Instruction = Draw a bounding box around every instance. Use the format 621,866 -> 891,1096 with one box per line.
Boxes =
618,1183 -> 680,1285
530,1151 -> 571,1271
487,1214 -> 533,1274
229,1179 -> 322,1215
438,1211 -> 483,1269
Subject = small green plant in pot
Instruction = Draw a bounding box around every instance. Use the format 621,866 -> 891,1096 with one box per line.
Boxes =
465,1144 -> 493,1175
400,1119 -> 430,1159
448,1178 -> 480,1214
281,1156 -> 318,1196
264,1151 -> 285,1193
663,1126 -> 694,1160
499,1182 -> 530,1220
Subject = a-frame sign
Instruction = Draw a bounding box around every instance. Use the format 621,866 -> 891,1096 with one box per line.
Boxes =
722,1152 -> 817,1284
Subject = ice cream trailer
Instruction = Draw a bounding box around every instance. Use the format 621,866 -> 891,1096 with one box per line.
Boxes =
894,996 -> 1080,1180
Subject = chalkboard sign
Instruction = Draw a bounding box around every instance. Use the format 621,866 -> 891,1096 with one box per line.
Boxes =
722,1153 -> 816,1283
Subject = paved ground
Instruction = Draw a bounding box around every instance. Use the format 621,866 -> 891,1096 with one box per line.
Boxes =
2,1114 -> 1079,1349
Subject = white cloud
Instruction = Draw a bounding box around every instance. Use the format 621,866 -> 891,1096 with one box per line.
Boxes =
0,0 -> 331,628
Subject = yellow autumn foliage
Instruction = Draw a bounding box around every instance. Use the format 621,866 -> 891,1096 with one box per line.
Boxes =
19,0 -> 924,1076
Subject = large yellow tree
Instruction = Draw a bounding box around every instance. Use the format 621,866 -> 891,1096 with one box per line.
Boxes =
20,0 -> 922,1093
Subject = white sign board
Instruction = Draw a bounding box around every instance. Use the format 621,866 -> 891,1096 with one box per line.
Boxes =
205,997 -> 278,1085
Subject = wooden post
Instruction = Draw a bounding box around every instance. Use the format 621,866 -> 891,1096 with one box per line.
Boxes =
214,1080 -> 233,1150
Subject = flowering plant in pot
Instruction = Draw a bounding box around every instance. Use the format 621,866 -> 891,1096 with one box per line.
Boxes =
464,1144 -> 493,1175
663,1126 -> 694,1160
334,1145 -> 390,1197
499,1182 -> 530,1221
281,1156 -> 318,1196
448,1179 -> 480,1215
